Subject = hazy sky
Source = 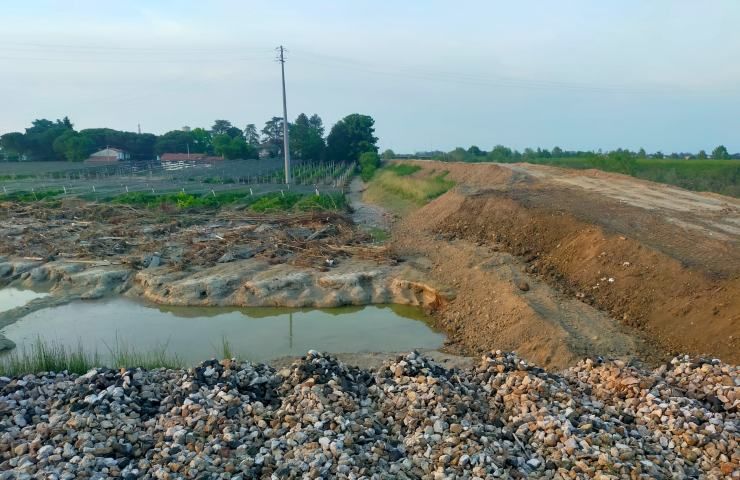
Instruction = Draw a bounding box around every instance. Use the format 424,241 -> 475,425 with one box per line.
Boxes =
1,1 -> 739,152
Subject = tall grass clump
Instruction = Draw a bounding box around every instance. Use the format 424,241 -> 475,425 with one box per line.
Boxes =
105,337 -> 183,370
0,338 -> 99,376
0,337 -> 187,376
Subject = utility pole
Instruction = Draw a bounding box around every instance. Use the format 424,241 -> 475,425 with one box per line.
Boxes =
137,123 -> 141,135
277,45 -> 291,184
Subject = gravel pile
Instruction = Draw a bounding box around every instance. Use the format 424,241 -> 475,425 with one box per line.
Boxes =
1,351 -> 737,479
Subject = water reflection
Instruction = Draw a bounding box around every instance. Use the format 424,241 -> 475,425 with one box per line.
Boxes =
1,298 -> 443,364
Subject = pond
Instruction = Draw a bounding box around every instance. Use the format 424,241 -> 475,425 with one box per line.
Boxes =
0,297 -> 444,364
0,288 -> 48,313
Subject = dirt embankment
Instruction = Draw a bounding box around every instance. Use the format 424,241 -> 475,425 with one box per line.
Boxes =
386,161 -> 739,367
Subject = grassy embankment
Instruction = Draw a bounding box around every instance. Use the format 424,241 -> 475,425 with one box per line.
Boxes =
0,336 -> 240,376
363,163 -> 454,215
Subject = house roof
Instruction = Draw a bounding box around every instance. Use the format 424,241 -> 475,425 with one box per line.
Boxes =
91,147 -> 126,155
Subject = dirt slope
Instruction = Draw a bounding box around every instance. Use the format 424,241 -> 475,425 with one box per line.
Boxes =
383,161 -> 739,368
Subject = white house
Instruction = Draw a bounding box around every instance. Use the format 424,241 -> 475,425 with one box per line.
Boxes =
85,147 -> 130,164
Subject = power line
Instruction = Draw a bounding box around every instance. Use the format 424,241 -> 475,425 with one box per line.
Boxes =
277,46 -> 291,185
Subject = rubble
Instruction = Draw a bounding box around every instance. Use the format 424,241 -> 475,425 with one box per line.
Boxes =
0,351 -> 736,478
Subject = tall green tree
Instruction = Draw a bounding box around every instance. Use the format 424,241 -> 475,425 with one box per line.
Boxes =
308,114 -> 325,137
290,113 -> 326,162
712,145 -> 729,159
326,114 -> 378,163
244,124 -> 260,146
154,130 -> 195,155
211,120 -> 233,136
0,132 -> 27,158
190,128 -> 213,154
22,118 -> 73,160
261,117 -> 284,155
52,131 -> 95,162
213,134 -> 256,159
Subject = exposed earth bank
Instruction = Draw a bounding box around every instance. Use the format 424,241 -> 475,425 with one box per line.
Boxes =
380,161 -> 739,369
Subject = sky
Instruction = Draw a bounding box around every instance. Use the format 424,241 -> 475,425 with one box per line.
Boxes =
1,1 -> 739,153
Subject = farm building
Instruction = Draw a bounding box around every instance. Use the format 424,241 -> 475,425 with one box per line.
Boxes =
85,147 -> 130,164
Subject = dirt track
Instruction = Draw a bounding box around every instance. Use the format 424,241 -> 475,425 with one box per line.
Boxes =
379,161 -> 739,369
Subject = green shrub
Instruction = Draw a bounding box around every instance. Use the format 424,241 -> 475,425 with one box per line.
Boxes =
359,151 -> 381,181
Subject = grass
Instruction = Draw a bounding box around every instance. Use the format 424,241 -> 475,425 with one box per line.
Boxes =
372,167 -> 454,203
109,190 -> 347,212
0,189 -> 64,202
0,338 -> 99,377
385,163 -> 422,176
0,336 -> 183,376
249,191 -> 347,213
104,337 -> 183,371
366,226 -> 390,243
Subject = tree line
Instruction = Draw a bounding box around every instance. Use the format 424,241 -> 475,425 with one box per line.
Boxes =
406,144 -> 739,164
0,114 -> 379,164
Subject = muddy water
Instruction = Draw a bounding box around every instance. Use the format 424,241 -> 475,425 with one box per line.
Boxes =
0,288 -> 48,313
0,298 -> 444,364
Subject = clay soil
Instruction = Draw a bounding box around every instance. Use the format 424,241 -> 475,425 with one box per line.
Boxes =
382,161 -> 739,369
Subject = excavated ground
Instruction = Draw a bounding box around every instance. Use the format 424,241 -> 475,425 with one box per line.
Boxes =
377,161 -> 739,369
0,200 -> 448,352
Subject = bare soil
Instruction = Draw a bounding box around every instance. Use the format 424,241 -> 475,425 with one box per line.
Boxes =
375,161 -> 739,369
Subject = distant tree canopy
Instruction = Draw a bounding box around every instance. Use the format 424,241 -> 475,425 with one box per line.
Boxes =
326,114 -> 378,163
712,145 -> 730,160
1,114 -> 381,163
423,144 -> 740,165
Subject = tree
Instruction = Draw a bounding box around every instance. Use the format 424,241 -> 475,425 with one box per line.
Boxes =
308,114 -> 325,137
213,134 -> 256,160
552,146 -> 563,157
52,131 -> 95,162
712,145 -> 729,159
0,132 -> 27,157
289,113 -> 326,162
381,149 -> 396,160
467,145 -> 484,157
244,124 -> 260,146
261,117 -> 284,155
211,120 -> 233,136
326,114 -> 378,163
154,130 -> 195,155
653,151 -> 664,159
637,148 -> 647,158
358,151 -> 381,181
225,126 -> 243,139
489,145 -> 513,162
21,118 -> 73,161
190,128 -> 213,154
697,149 -> 708,159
